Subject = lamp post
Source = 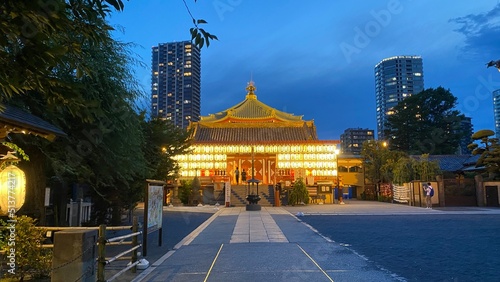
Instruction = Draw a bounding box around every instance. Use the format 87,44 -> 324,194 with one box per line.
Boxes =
335,149 -> 340,204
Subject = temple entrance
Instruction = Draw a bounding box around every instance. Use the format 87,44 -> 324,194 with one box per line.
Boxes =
227,155 -> 277,185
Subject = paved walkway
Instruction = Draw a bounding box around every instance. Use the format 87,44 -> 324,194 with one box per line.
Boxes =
131,202 -> 500,282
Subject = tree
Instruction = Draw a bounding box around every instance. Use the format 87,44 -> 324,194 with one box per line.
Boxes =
142,118 -> 192,182
486,60 -> 500,71
9,3 -> 149,224
1,0 -> 210,223
178,179 -> 192,205
0,0 -> 215,104
361,140 -> 404,184
0,1 -> 126,107
468,129 -> 500,178
385,87 -> 467,155
392,157 -> 417,185
393,154 -> 441,184
288,178 -> 309,205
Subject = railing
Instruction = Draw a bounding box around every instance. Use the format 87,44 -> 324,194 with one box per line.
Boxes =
66,199 -> 93,226
97,216 -> 142,282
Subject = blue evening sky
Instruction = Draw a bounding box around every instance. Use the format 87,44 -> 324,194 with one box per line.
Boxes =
109,0 -> 500,140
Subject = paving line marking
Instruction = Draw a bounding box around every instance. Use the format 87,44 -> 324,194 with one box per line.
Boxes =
296,243 -> 334,282
203,243 -> 224,282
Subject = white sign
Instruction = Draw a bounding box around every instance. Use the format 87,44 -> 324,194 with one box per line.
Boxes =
147,185 -> 163,232
44,187 -> 50,206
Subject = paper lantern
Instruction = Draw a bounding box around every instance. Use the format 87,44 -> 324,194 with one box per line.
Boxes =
0,165 -> 26,215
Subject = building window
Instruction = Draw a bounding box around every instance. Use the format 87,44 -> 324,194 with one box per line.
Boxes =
349,166 -> 361,172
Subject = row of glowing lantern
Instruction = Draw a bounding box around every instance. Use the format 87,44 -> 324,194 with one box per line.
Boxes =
178,169 -> 339,177
174,154 -> 227,162
277,161 -> 337,169
277,154 -> 339,161
177,159 -> 337,170
178,162 -> 228,170
175,153 -> 338,163
191,144 -> 338,154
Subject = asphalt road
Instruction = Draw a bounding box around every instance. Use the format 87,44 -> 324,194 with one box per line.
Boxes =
300,214 -> 500,282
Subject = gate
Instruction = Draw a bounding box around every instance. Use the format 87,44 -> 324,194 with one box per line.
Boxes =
485,186 -> 500,207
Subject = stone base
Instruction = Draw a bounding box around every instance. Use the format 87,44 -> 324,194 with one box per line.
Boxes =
246,204 -> 261,211
170,198 -> 182,206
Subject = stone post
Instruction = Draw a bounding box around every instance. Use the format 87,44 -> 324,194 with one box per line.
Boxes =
52,229 -> 97,282
475,174 -> 484,207
171,179 -> 182,205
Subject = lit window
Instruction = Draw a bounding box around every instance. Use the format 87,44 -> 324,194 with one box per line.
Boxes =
414,72 -> 422,76
184,72 -> 192,76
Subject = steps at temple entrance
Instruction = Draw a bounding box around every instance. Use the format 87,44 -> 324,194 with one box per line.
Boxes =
230,185 -> 275,206
205,184 -> 275,207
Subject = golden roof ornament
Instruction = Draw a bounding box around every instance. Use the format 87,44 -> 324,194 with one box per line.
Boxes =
245,81 -> 257,100
0,151 -> 18,161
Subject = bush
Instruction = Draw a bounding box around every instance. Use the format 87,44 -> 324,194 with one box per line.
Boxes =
288,178 -> 309,205
178,180 -> 192,205
0,216 -> 52,280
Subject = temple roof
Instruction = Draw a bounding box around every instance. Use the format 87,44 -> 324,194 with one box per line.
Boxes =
200,81 -> 305,123
190,81 -> 319,143
191,122 -> 318,143
0,104 -> 66,141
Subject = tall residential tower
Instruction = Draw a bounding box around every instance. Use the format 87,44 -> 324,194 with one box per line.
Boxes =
151,41 -> 201,128
493,89 -> 500,138
375,56 -> 424,139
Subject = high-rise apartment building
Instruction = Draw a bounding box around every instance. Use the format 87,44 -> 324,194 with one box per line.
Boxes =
458,117 -> 473,155
493,89 -> 500,138
340,128 -> 375,155
151,41 -> 201,128
375,56 -> 424,139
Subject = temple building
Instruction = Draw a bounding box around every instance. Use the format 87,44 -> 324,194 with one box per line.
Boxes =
174,82 -> 364,204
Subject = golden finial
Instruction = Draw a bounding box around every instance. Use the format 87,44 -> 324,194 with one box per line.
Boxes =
245,81 -> 257,100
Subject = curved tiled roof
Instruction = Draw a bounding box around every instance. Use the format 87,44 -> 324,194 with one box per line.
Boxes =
200,81 -> 304,123
0,104 -> 66,141
192,122 -> 318,143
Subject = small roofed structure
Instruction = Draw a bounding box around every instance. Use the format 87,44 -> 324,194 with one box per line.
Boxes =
0,104 -> 66,141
